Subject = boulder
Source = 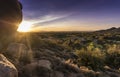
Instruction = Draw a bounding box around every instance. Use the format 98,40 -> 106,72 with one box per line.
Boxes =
6,43 -> 28,59
106,71 -> 120,77
0,54 -> 18,77
38,60 -> 52,69
26,60 -> 52,70
24,60 -> 52,77
0,0 -> 22,33
54,71 -> 64,77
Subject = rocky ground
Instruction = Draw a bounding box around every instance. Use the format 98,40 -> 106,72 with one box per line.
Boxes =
0,27 -> 120,77
0,42 -> 120,77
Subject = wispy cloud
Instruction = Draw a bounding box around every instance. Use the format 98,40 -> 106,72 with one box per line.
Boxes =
38,15 -> 68,23
28,14 -> 72,25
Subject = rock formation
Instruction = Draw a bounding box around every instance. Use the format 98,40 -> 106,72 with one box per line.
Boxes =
0,54 -> 18,77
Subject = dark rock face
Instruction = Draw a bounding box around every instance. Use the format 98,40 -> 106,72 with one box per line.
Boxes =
0,0 -> 22,50
0,0 -> 22,34
0,2 -> 22,76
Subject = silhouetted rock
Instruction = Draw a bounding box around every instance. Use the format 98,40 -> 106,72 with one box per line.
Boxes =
96,27 -> 120,33
0,0 -> 22,51
0,0 -> 22,33
107,27 -> 117,31
0,54 -> 18,77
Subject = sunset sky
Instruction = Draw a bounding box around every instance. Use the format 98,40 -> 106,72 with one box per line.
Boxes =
20,0 -> 120,32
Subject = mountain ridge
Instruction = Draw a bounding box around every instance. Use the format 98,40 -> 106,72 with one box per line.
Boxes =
96,27 -> 120,33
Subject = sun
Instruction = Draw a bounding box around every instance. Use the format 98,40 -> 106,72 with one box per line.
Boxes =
17,21 -> 33,32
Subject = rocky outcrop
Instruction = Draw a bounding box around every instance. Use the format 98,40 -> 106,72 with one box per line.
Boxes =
5,43 -> 33,65
0,54 -> 18,77
0,0 -> 22,33
22,60 -> 52,77
6,43 -> 28,59
38,60 -> 52,69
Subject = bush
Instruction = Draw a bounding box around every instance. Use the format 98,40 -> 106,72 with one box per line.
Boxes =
76,49 -> 105,70
105,44 -> 120,69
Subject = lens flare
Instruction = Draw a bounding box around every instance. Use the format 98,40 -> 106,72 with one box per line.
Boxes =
17,21 -> 33,32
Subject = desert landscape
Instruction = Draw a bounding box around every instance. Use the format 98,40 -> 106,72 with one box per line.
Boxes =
0,0 -> 120,77
1,27 -> 120,77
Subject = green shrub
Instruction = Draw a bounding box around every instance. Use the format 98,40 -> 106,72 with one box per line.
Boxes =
76,49 -> 105,70
105,52 -> 120,69
105,44 -> 120,69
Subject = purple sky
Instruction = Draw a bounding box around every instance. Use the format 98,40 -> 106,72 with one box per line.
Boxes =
19,0 -> 120,31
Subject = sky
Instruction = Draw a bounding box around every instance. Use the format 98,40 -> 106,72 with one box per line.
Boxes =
19,0 -> 120,32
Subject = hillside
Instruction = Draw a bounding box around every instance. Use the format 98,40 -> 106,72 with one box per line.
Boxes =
97,27 -> 120,33
1,27 -> 120,77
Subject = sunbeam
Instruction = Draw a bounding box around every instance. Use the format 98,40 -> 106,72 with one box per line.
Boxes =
17,21 -> 33,32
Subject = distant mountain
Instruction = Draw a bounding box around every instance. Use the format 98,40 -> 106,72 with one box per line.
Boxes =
96,27 -> 120,33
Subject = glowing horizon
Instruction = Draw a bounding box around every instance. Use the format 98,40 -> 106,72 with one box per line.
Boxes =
19,0 -> 120,32
17,21 -> 34,32
17,20 -> 119,32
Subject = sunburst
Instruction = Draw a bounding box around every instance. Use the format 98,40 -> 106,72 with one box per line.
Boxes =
17,21 -> 33,32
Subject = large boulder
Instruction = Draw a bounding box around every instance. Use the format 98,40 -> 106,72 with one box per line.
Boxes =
23,60 -> 52,77
5,43 -> 33,65
0,0 -> 22,33
0,0 -> 22,51
38,60 -> 52,70
0,54 -> 18,77
6,43 -> 28,59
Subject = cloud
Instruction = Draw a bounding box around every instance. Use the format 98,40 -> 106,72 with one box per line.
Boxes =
20,0 -> 120,31
23,13 -> 72,27
21,0 -> 120,21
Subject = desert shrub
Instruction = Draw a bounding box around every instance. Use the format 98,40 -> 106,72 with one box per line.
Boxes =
31,36 -> 65,51
76,49 -> 105,70
105,44 -> 120,68
105,52 -> 120,69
